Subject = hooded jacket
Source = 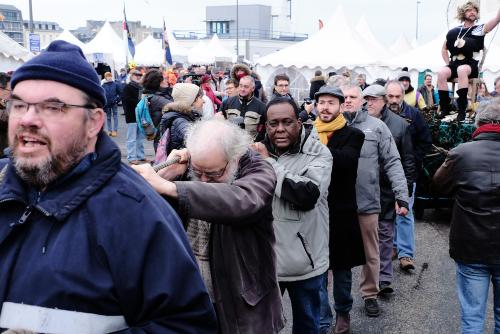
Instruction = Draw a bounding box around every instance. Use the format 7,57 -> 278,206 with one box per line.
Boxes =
172,149 -> 285,334
0,134 -> 216,333
263,127 -> 333,281
159,101 -> 201,154
143,89 -> 172,128
102,80 -> 121,108
344,108 -> 409,214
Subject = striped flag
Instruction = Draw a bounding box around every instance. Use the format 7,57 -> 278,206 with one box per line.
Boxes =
163,18 -> 173,66
123,5 -> 135,58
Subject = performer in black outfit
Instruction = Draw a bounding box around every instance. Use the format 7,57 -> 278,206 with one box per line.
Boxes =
437,2 -> 500,121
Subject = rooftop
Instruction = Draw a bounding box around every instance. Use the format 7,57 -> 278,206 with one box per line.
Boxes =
0,4 -> 19,11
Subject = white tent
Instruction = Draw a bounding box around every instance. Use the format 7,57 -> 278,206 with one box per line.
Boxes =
166,31 -> 189,58
382,32 -> 447,72
355,16 -> 392,60
84,21 -> 128,69
134,35 -> 164,66
208,34 -> 234,61
256,6 -> 374,69
45,29 -> 85,49
187,40 -> 212,64
0,31 -> 33,71
389,33 -> 413,56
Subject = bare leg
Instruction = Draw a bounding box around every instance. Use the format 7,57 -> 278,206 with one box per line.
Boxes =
457,65 -> 471,89
437,67 -> 452,91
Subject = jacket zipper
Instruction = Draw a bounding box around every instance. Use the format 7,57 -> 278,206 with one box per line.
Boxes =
297,232 -> 315,269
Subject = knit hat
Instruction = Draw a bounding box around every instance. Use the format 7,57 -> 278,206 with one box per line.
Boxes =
11,40 -> 106,106
363,84 -> 386,98
397,71 -> 411,81
172,83 -> 200,106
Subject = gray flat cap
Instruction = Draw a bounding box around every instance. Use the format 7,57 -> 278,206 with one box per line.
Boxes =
363,84 -> 386,98
314,85 -> 345,103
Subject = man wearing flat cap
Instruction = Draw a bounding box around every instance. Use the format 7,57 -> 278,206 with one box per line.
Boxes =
313,86 -> 365,334
0,40 -> 216,333
364,84 -> 416,293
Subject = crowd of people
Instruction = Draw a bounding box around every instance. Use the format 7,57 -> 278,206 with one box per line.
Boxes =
0,2 -> 499,334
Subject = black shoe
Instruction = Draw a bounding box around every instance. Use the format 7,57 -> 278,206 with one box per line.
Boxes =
378,281 -> 394,295
456,112 -> 466,122
364,298 -> 380,317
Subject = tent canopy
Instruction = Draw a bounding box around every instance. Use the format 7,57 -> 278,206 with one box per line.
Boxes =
46,29 -> 85,49
187,34 -> 234,64
134,35 -> 164,66
0,30 -> 33,63
84,21 -> 127,67
256,6 -> 375,69
389,33 -> 413,56
355,16 -> 391,59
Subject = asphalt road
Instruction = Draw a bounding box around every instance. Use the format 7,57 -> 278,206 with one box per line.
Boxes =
110,110 -> 495,334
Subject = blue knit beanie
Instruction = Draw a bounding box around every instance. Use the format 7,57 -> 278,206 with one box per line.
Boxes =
11,40 -> 106,106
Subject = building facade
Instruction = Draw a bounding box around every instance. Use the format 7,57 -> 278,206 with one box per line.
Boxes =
23,20 -> 63,49
0,4 -> 24,46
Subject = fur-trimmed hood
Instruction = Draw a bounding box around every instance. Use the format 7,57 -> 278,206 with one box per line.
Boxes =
310,75 -> 325,83
162,101 -> 193,114
230,63 -> 252,83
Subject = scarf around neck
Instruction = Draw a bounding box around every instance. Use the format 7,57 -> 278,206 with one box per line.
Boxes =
314,114 -> 346,145
472,123 -> 500,139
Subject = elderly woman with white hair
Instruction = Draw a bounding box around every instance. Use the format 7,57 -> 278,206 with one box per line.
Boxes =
433,97 -> 500,333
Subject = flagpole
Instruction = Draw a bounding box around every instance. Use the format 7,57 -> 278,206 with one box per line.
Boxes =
123,1 -> 128,69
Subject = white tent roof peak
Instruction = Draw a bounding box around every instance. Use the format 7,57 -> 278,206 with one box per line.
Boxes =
45,29 -> 85,49
84,20 -> 127,66
389,33 -> 413,55
355,16 -> 391,59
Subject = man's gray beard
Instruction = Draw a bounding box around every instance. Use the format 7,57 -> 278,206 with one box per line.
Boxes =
388,103 -> 402,114
12,134 -> 88,189
188,161 -> 238,185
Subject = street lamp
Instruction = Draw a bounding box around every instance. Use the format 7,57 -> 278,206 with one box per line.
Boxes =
416,0 -> 421,42
236,0 -> 239,57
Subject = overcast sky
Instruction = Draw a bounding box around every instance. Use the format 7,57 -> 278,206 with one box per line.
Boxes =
4,0 -> 468,45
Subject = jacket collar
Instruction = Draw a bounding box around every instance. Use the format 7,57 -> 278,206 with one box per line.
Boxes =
0,133 -> 122,221
473,131 -> 500,142
263,126 -> 317,158
343,108 -> 368,125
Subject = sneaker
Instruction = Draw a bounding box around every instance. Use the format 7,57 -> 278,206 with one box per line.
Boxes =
111,131 -> 118,137
378,281 -> 394,295
364,298 -> 380,317
399,257 -> 415,270
129,160 -> 140,165
333,313 -> 350,334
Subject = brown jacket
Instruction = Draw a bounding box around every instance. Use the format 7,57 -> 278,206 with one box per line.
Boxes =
174,150 -> 285,334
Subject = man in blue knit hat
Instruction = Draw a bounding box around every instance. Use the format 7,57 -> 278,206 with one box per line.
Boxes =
0,41 -> 216,333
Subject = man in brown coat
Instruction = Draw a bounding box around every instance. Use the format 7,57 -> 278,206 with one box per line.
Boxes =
133,119 -> 285,334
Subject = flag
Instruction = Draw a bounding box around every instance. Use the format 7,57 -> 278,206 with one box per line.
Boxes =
318,19 -> 324,30
163,18 -> 173,66
123,5 -> 135,58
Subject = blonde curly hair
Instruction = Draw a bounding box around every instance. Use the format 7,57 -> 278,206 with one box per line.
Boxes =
456,1 -> 480,22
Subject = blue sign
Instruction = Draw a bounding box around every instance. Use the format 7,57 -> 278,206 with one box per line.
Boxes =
29,33 -> 40,52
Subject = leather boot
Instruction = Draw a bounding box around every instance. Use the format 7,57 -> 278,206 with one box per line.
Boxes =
437,90 -> 452,118
333,313 -> 350,334
456,88 -> 468,122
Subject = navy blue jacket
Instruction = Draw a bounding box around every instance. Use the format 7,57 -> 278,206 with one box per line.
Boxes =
159,103 -> 201,155
102,80 -> 121,108
0,133 -> 217,333
398,102 -> 432,167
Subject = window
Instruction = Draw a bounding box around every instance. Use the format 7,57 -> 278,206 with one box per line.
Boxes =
210,21 -> 229,35
52,25 -> 56,30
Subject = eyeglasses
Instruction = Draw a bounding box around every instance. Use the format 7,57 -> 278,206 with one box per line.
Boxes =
6,98 -> 95,119
189,160 -> 229,179
266,118 -> 297,129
